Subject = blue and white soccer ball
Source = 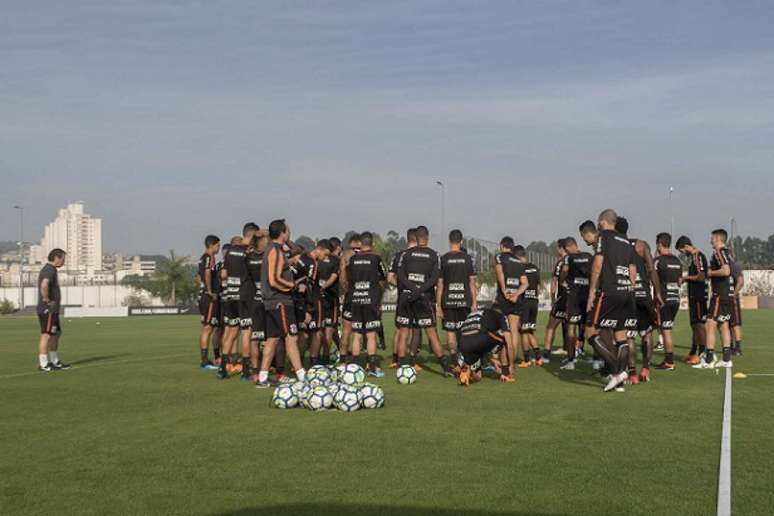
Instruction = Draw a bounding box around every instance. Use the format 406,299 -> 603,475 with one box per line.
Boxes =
306,368 -> 332,387
307,386 -> 334,411
335,386 -> 362,412
341,364 -> 366,385
359,384 -> 384,409
297,384 -> 313,409
271,385 -> 299,409
327,382 -> 341,399
326,365 -> 340,383
396,365 -> 417,385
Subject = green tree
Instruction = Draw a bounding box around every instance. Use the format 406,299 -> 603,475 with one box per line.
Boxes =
122,251 -> 198,306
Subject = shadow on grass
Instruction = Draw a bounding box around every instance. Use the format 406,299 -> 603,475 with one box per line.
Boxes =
220,504 -> 570,516
541,360 -> 604,389
70,354 -> 130,365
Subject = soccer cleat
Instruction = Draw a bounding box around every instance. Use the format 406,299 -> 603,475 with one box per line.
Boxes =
654,342 -> 665,352
734,346 -> 743,357
200,361 -> 218,370
213,357 -> 222,366
628,374 -> 640,385
655,361 -> 675,371
215,368 -> 229,380
481,363 -> 497,373
684,354 -> 701,365
614,386 -> 625,393
240,370 -> 252,381
249,373 -> 261,383
639,367 -> 651,382
255,380 -> 271,389
443,368 -> 456,378
603,372 -> 627,392
559,361 -> 576,370
232,363 -> 243,375
552,348 -> 567,356
459,367 -> 471,386
367,368 -> 385,378
541,356 -> 551,364
38,363 -> 54,372
693,355 -> 716,369
591,360 -> 604,371
51,361 -> 71,370
715,360 -> 733,368
388,362 -> 399,369
535,357 -> 545,367
413,362 -> 423,372
499,374 -> 515,383
517,360 -> 531,369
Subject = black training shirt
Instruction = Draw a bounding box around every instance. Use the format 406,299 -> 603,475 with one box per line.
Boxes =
346,252 -> 386,306
37,263 -> 60,314
595,230 -> 635,295
440,250 -> 476,308
654,254 -> 682,303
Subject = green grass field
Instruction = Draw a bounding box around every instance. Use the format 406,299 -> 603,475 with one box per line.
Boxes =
1,312 -> 773,516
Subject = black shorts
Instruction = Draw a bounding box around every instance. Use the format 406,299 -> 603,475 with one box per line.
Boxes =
519,301 -> 538,334
238,299 -> 253,329
323,296 -> 340,328
550,294 -> 567,320
659,301 -> 680,330
442,307 -> 470,331
251,302 -> 266,341
38,311 -> 62,336
496,296 -> 523,317
708,296 -> 732,325
221,299 -> 240,327
730,296 -> 742,327
350,304 -> 382,334
342,300 -> 353,322
566,289 -> 589,325
396,295 -> 436,328
634,297 -> 658,335
688,296 -> 708,325
264,301 -> 299,338
306,299 -> 325,332
591,293 -> 636,332
198,295 -> 220,326
458,333 -> 504,371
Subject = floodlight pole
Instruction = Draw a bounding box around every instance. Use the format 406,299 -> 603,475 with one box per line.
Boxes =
668,186 -> 675,238
436,180 -> 445,244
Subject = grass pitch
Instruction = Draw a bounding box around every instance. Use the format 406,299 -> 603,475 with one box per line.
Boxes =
1,312 -> 773,516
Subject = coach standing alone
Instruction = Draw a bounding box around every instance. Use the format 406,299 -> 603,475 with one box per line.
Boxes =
37,249 -> 70,372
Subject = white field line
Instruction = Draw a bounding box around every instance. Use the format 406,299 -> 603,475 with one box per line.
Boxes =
743,373 -> 774,376
717,367 -> 732,516
0,353 -> 190,380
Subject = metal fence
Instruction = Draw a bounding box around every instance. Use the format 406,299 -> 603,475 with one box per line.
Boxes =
462,236 -> 557,275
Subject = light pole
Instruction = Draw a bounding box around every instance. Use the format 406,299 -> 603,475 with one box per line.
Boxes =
668,186 -> 675,238
13,205 -> 24,309
436,180 -> 445,244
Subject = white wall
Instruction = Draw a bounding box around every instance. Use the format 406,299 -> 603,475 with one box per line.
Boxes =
0,285 -> 162,308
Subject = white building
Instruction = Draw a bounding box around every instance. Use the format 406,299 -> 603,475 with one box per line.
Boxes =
38,202 -> 103,275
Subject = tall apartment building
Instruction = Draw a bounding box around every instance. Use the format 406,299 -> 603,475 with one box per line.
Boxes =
36,202 -> 103,274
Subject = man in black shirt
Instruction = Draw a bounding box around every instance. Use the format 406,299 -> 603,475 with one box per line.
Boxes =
291,240 -> 333,366
436,229 -> 477,364
559,236 -> 592,370
388,228 -> 419,368
36,249 -> 69,372
317,237 -> 342,363
337,233 -> 362,365
514,246 -> 542,367
342,232 -> 387,376
541,239 -> 568,362
653,233 -> 683,370
494,236 -> 528,376
245,234 -> 267,381
457,308 -> 515,386
197,235 -> 221,369
587,209 -> 637,392
396,225 -> 453,376
676,236 -> 709,365
697,229 -> 735,368
729,259 -> 744,356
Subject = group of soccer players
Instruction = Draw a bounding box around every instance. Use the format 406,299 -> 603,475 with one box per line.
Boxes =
196,208 -> 745,393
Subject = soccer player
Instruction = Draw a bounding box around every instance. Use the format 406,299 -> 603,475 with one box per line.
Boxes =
291,239 -> 333,366
653,232 -> 682,370
542,239 -> 568,361
197,235 -> 221,369
558,236 -> 592,370
729,258 -> 744,356
246,233 -> 268,381
694,229 -> 735,369
256,219 -> 307,388
457,307 -> 516,386
615,217 -> 662,384
395,225 -> 454,376
494,236 -> 528,373
343,231 -> 387,376
388,228 -> 418,368
587,209 -> 637,392
675,236 -> 709,365
436,229 -> 477,363
514,245 -> 542,367
338,233 -> 362,364
36,249 -> 69,371
318,237 -> 342,363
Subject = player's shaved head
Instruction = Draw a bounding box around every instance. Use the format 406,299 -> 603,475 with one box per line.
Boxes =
230,235 -> 241,245
598,209 -> 617,227
359,232 -> 374,247
415,226 -> 429,242
406,228 -> 418,243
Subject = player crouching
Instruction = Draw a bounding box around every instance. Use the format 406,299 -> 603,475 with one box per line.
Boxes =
457,307 -> 515,386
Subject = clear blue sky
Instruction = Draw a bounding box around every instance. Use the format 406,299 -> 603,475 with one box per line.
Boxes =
2,1 -> 773,256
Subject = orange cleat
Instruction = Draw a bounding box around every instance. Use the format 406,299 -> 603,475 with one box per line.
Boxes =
639,367 -> 651,382
232,363 -> 243,375
499,374 -> 515,383
685,355 -> 701,365
535,357 -> 545,367
517,361 -> 532,369
413,362 -> 424,372
388,362 -> 399,369
459,367 -> 471,386
628,374 -> 640,385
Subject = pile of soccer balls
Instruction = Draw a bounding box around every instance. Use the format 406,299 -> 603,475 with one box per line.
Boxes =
271,364 -> 385,412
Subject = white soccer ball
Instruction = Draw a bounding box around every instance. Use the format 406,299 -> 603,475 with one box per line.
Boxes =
297,384 -> 313,408
271,385 -> 299,409
396,365 -> 417,385
306,368 -> 332,387
326,365 -> 340,383
341,364 -> 366,385
335,386 -> 362,412
307,386 -> 334,411
359,384 -> 384,409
